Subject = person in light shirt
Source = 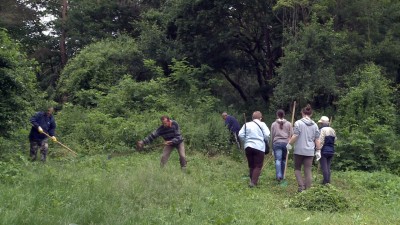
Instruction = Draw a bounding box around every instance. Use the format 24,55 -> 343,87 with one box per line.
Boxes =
238,111 -> 270,187
287,104 -> 321,192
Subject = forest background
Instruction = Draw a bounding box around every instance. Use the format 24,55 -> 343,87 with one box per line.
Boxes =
2,0 -> 400,173
1,0 -> 400,224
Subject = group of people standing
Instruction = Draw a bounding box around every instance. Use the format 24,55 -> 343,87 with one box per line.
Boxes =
222,104 -> 336,191
29,105 -> 335,192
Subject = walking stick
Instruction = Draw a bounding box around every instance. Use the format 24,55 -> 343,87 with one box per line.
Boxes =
41,131 -> 77,156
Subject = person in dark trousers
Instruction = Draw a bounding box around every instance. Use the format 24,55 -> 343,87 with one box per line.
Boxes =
238,111 -> 270,187
29,107 -> 57,162
287,104 -> 321,192
317,116 -> 337,185
271,109 -> 293,182
137,116 -> 187,170
221,112 -> 241,148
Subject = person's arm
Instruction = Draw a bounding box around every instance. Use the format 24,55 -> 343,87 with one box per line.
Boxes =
48,116 -> 56,136
170,121 -> 183,145
288,123 -> 294,140
142,128 -> 161,145
288,135 -> 298,145
319,128 -> 326,147
238,124 -> 246,142
262,123 -> 270,141
30,112 -> 41,128
270,123 -> 275,144
225,117 -> 233,131
288,120 -> 300,145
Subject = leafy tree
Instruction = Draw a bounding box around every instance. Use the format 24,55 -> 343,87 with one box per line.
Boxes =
271,16 -> 349,110
163,0 -> 283,105
0,0 -> 48,54
57,36 -> 157,107
0,30 -> 41,136
334,63 -> 400,173
318,0 -> 400,82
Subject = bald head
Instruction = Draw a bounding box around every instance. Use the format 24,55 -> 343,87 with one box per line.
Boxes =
252,111 -> 262,120
221,112 -> 228,120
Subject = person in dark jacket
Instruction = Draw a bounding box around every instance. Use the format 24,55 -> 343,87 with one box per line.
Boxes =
137,116 -> 187,170
29,107 -> 57,162
222,112 -> 241,148
318,116 -> 337,185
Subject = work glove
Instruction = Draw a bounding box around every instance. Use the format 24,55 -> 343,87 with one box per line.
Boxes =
51,136 -> 57,142
286,143 -> 292,150
136,140 -> 144,151
38,126 -> 43,133
315,150 -> 321,161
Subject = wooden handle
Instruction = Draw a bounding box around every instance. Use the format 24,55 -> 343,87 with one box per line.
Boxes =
42,131 -> 77,156
291,101 -> 296,126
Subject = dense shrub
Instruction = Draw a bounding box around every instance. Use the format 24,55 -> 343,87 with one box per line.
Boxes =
334,64 -> 400,174
290,185 -> 350,212
0,30 -> 41,137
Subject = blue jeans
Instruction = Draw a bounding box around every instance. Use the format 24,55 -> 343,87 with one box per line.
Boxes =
273,142 -> 288,180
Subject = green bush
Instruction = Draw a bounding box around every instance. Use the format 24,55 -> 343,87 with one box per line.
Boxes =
334,64 -> 400,174
290,185 -> 350,212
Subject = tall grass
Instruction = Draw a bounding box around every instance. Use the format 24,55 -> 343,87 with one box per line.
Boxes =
1,151 -> 399,225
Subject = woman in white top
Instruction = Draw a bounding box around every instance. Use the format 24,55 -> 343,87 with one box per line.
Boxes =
238,111 -> 270,187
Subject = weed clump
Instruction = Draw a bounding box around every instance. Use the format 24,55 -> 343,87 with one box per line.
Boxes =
290,185 -> 350,212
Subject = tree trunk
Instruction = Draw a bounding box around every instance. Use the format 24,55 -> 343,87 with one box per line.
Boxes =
221,70 -> 248,102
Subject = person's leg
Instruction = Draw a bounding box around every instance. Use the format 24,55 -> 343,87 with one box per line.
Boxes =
177,142 -> 187,168
326,155 -> 333,184
273,144 -> 283,180
39,139 -> 49,162
161,145 -> 174,167
251,150 -> 265,186
294,154 -> 305,191
303,156 -> 314,189
320,155 -> 329,184
282,146 -> 288,179
245,147 -> 254,183
30,140 -> 39,161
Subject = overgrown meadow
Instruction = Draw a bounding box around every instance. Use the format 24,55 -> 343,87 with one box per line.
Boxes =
1,149 -> 399,225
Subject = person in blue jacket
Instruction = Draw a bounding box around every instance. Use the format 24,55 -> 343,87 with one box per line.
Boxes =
29,107 -> 57,162
222,112 -> 241,149
317,116 -> 337,185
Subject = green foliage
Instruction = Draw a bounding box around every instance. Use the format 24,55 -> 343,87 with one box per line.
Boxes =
272,16 -> 348,110
290,185 -> 350,212
57,36 -> 156,107
334,64 -> 400,173
61,0 -> 142,52
97,75 -> 171,116
0,29 -> 42,137
1,153 -> 400,224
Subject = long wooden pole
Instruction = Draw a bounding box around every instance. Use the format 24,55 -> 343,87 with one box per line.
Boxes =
41,131 -> 77,156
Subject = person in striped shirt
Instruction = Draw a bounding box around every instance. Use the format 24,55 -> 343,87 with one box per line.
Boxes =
137,116 -> 187,170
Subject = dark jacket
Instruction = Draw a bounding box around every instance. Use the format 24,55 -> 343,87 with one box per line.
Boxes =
142,120 -> 183,146
29,112 -> 56,141
225,115 -> 241,135
319,125 -> 336,156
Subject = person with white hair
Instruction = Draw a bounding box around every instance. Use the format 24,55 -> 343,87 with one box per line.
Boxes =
318,116 -> 337,185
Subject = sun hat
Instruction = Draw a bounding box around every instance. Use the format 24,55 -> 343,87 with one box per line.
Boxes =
318,116 -> 330,123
